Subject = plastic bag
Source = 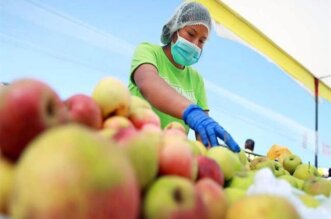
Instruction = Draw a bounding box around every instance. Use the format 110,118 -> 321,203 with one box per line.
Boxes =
247,168 -> 331,219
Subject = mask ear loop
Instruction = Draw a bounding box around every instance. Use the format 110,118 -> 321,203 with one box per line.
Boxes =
172,31 -> 180,44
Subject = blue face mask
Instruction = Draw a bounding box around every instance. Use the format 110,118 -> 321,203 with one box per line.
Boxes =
171,33 -> 202,66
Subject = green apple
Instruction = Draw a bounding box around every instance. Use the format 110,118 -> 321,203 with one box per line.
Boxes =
282,154 -> 302,175
278,175 -> 299,189
195,178 -> 228,219
10,124 -> 140,219
223,187 -> 246,207
250,157 -> 275,173
143,176 -> 207,219
302,177 -> 331,197
272,161 -> 288,177
227,170 -> 256,191
206,147 -> 243,181
226,194 -> 301,219
293,163 -> 318,180
295,178 -> 304,190
188,140 -> 207,156
237,149 -> 248,166
299,194 -> 320,208
120,128 -> 162,190
92,76 -> 131,119
0,157 -> 14,214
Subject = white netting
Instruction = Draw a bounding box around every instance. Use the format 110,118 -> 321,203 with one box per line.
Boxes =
161,1 -> 212,44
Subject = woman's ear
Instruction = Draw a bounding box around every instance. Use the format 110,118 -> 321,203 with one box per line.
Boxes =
171,31 -> 178,43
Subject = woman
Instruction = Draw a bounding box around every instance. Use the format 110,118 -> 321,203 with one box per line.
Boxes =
128,1 -> 240,152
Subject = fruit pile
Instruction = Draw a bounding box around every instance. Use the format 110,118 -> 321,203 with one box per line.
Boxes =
0,77 -> 330,219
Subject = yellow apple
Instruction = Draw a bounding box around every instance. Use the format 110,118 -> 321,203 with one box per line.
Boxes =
92,76 -> 131,119
0,157 -> 14,214
226,194 -> 301,219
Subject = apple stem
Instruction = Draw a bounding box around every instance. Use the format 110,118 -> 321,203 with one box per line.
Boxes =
46,100 -> 55,116
173,187 -> 183,204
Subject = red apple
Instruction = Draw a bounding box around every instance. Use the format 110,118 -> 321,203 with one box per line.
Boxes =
195,178 -> 228,219
129,108 -> 161,129
0,78 -> 69,161
110,126 -> 138,143
196,155 -> 225,187
164,121 -> 186,133
103,116 -> 134,130
158,137 -> 197,181
100,116 -> 138,145
64,94 -> 102,129
162,121 -> 187,139
141,123 -> 162,134
162,128 -> 187,140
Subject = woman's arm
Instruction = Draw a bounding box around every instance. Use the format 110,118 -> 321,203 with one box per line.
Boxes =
133,63 -> 192,118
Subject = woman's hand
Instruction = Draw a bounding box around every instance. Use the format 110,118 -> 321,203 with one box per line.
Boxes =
183,104 -> 240,152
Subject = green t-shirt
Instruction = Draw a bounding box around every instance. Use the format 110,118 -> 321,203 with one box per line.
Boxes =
128,42 -> 208,133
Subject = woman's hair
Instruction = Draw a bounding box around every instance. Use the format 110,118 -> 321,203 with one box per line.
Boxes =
161,1 -> 212,45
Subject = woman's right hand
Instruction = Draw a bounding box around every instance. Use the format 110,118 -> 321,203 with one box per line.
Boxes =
183,104 -> 241,152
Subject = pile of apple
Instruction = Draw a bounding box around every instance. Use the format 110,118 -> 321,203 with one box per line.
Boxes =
0,77 -> 330,219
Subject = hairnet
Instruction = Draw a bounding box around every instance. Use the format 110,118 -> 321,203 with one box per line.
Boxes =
161,1 -> 212,45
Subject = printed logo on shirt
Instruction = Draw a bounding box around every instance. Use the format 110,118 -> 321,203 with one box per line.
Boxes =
160,76 -> 197,103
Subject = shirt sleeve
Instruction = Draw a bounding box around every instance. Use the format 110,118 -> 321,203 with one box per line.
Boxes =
129,42 -> 158,85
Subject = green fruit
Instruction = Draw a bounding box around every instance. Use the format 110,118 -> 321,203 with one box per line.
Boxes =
293,163 -> 318,180
282,154 -> 302,175
122,129 -> 161,189
302,177 -> 331,197
250,157 -> 275,172
272,161 -> 288,177
237,149 -> 248,166
206,147 -> 243,181
143,176 -> 205,219
224,187 -> 246,206
279,175 -> 298,189
228,170 -> 256,190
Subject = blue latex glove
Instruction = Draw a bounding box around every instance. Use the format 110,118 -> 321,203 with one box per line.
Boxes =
183,104 -> 240,152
